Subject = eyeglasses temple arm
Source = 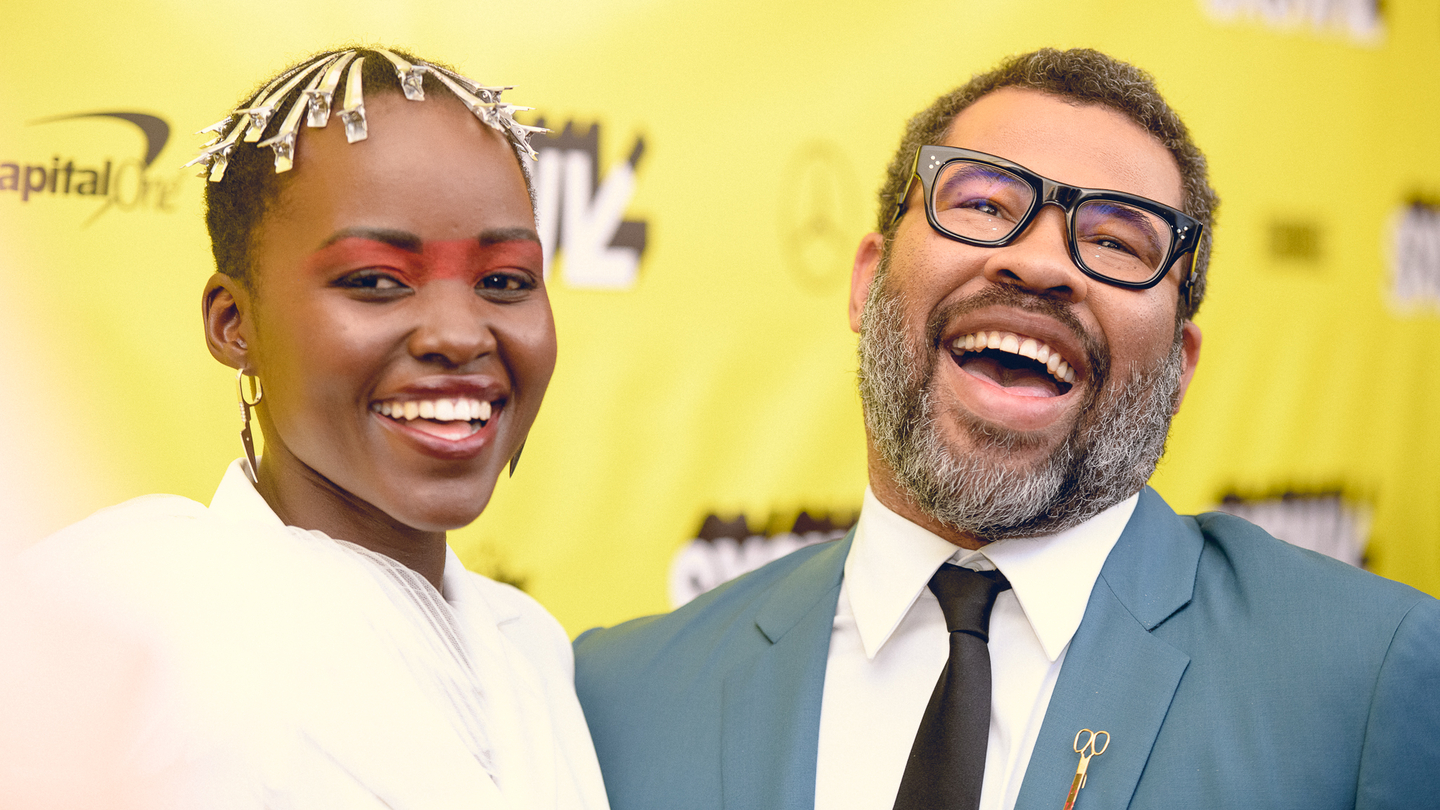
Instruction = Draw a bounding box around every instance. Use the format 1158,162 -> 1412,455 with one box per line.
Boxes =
887,173 -> 919,230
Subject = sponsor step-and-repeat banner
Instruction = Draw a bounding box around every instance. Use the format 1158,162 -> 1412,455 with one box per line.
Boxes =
2,0 -> 1437,634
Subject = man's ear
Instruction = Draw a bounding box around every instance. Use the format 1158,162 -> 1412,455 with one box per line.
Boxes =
203,273 -> 254,371
849,232 -> 884,333
1174,319 -> 1202,413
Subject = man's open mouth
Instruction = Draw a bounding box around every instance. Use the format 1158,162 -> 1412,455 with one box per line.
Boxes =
948,330 -> 1076,398
370,397 -> 495,441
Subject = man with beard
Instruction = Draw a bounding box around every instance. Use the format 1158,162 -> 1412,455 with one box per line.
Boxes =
574,49 -> 1440,810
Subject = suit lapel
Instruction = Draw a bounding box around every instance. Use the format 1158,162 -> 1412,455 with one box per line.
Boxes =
720,532 -> 851,810
1015,489 -> 1203,810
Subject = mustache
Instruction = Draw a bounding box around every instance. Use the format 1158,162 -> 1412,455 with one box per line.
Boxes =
923,284 -> 1111,387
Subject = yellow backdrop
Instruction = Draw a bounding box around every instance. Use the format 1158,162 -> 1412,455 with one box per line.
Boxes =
2,0 -> 1436,635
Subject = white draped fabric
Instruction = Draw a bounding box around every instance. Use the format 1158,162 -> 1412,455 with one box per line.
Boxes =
10,461 -> 610,810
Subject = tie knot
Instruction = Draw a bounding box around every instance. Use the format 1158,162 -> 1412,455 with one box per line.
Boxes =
928,564 -> 1011,640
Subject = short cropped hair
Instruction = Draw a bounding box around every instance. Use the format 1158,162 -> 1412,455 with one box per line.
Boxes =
203,46 -> 534,291
876,48 -> 1218,319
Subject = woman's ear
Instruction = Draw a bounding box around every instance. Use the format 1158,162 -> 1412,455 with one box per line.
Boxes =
203,273 -> 254,371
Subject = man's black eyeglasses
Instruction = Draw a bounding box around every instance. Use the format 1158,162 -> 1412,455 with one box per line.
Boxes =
891,145 -> 1202,300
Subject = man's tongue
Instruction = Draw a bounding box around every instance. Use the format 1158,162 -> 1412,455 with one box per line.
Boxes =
406,419 -> 481,441
957,353 -> 1061,398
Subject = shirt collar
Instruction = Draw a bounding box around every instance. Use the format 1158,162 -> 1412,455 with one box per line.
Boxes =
442,544 -> 522,624
207,459 -> 517,622
208,458 -> 286,531
844,487 -> 1138,662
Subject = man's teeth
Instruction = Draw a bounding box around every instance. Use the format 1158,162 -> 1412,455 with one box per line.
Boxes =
951,330 -> 1077,384
371,398 -> 493,422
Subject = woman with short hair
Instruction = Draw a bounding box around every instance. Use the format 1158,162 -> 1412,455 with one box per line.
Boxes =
15,47 -> 608,810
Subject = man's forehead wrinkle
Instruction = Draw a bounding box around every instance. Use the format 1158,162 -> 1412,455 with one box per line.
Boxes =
952,121 -> 1148,185
944,91 -> 1183,206
1076,136 -> 1182,201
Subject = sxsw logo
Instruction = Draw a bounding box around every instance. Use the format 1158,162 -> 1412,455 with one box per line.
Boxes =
1214,490 -> 1370,568
668,510 -> 857,608
530,120 -> 648,290
1390,199 -> 1440,311
1204,0 -> 1383,42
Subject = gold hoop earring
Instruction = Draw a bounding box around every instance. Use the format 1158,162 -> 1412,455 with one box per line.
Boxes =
237,368 -> 264,483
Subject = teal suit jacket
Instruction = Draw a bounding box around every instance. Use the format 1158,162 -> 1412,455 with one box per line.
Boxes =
574,489 -> 1440,809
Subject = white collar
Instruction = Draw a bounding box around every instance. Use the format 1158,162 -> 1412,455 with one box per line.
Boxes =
208,459 -> 286,531
205,459 -> 514,620
843,487 -> 1137,662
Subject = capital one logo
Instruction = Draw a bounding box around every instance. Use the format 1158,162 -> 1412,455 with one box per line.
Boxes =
2,111 -> 184,225
530,120 -> 648,289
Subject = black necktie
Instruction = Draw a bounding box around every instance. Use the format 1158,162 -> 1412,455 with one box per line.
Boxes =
892,564 -> 1012,810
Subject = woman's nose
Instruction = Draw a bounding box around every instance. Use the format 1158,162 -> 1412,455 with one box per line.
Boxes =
406,281 -> 497,367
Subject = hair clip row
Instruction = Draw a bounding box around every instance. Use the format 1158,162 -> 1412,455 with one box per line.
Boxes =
186,49 -> 546,181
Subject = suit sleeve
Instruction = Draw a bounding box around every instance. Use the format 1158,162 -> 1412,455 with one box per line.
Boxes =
1356,596 -> 1440,809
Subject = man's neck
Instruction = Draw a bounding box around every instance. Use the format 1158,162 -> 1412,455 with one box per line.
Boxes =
866,456 -> 989,550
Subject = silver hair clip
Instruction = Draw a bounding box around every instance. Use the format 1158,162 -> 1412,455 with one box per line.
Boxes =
189,49 -> 546,180
196,116 -> 230,139
338,56 -> 368,143
188,54 -> 338,179
502,116 -> 549,162
186,63 -> 311,179
258,54 -> 342,172
240,58 -> 332,143
303,50 -> 357,128
186,117 -> 235,176
425,68 -> 541,160
375,48 -> 427,101
183,121 -> 242,181
426,64 -> 546,160
426,64 -> 512,104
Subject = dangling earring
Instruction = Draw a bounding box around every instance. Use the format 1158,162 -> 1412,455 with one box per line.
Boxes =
236,367 -> 264,483
508,440 -> 525,477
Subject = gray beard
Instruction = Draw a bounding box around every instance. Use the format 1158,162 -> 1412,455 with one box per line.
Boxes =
856,261 -> 1184,542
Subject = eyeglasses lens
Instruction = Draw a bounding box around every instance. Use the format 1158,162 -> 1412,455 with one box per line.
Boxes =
932,161 -> 1033,244
932,160 -> 1174,283
1073,200 -> 1172,282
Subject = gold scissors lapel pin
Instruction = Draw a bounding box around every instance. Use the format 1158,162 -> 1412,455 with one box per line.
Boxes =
1062,728 -> 1109,810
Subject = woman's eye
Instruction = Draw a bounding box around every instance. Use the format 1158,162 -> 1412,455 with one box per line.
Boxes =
335,271 -> 409,292
477,273 -> 534,294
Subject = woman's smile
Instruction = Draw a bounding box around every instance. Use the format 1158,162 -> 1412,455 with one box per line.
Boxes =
233,92 -> 556,540
367,373 -> 510,460
374,399 -> 500,459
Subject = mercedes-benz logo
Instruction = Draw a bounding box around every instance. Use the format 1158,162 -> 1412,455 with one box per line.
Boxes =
778,140 -> 860,293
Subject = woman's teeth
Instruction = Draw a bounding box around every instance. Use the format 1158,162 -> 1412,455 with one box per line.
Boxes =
371,397 -> 493,423
950,330 -> 1078,385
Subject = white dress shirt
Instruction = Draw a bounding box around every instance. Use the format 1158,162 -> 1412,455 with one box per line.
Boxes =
814,487 -> 1137,810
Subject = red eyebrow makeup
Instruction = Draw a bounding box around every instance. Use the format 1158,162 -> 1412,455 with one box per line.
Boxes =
307,232 -> 542,287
